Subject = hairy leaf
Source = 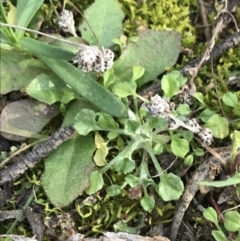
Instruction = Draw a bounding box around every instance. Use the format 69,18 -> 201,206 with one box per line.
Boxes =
42,134 -> 96,207
0,99 -> 59,141
79,0 -> 124,47
114,30 -> 181,86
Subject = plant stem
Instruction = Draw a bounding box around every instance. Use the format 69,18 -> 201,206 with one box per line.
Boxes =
101,139 -> 142,173
0,22 -> 85,48
144,144 -> 163,176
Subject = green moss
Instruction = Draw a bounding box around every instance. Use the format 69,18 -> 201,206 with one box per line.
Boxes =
119,0 -> 196,46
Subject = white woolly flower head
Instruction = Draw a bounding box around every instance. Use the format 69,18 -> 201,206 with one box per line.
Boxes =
142,94 -> 174,117
73,45 -> 114,73
58,9 -> 77,36
198,127 -> 213,145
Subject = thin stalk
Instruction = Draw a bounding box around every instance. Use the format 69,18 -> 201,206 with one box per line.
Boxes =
101,139 -> 142,173
7,186 -> 39,234
144,144 -> 163,176
0,22 -> 85,48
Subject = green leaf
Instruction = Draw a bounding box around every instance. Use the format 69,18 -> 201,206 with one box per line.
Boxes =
198,109 -> 215,122
140,196 -> 155,212
199,173 -> 240,187
74,109 -> 100,135
26,73 -> 77,105
79,0 -> 124,47
153,143 -> 163,155
114,30 -> 181,87
112,81 -> 136,97
107,185 -> 122,196
193,92 -> 205,107
171,136 -> 189,158
231,130 -> 240,161
176,104 -> 190,116
222,92 -> 238,107
205,114 -> 229,138
146,116 -> 168,130
161,72 -> 180,98
113,221 -> 139,234
184,154 -> 193,166
98,112 -> 118,129
94,132 -> 108,166
224,211 -> 240,232
194,148 -> 204,156
124,119 -> 142,137
212,230 -> 227,241
182,131 -> 194,142
203,207 -> 219,227
125,174 -> 141,187
42,134 -> 96,206
114,157 -> 136,174
157,173 -> 184,201
0,99 -> 59,141
85,170 -> 104,194
61,100 -> 97,128
19,37 -> 75,60
16,0 -> 44,38
35,55 -> 127,118
0,49 -> 51,95
132,66 -> 145,81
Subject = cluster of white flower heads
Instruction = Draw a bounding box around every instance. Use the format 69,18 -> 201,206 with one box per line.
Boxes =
73,45 -> 114,73
58,10 -> 77,36
142,95 -> 175,118
186,119 -> 213,145
143,94 -> 213,145
57,9 -> 114,73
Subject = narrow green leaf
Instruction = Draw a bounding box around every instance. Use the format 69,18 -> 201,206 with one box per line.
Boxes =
35,55 -> 127,118
16,0 -> 44,38
199,173 -> 240,187
42,134 -> 96,207
19,37 -> 75,60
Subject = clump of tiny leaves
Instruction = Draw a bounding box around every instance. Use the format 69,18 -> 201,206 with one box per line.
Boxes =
0,0 -> 239,238
204,207 -> 240,241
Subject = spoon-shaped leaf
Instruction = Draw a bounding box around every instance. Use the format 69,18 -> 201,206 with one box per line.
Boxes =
114,30 -> 181,87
